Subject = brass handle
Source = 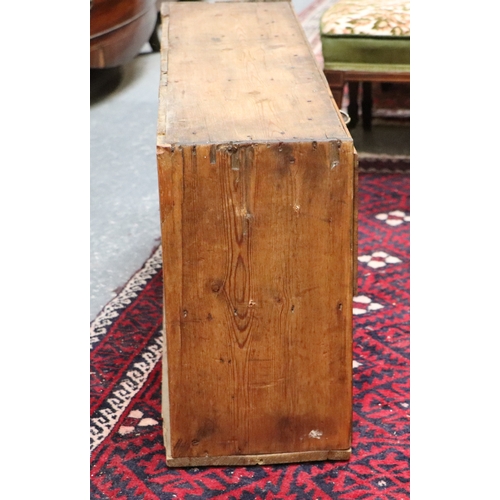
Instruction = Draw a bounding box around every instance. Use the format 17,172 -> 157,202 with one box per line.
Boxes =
340,110 -> 351,125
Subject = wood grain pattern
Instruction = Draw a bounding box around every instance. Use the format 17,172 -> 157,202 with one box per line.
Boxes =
157,1 -> 356,466
158,2 -> 349,146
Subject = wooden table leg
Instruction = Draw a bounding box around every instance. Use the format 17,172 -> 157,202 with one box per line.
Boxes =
324,70 -> 345,109
361,81 -> 372,131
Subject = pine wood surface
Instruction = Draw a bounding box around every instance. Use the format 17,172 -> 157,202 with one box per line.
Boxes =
157,1 -> 356,466
157,1 -> 349,147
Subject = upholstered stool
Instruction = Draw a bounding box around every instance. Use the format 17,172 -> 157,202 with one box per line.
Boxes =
320,0 -> 410,130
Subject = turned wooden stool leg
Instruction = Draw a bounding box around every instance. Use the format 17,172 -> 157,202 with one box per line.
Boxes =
347,81 -> 359,129
325,70 -> 345,110
361,81 -> 373,131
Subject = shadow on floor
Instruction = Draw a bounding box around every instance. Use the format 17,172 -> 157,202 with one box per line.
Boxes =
90,67 -> 124,105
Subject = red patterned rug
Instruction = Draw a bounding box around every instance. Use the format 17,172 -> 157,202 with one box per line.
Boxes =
90,160 -> 410,499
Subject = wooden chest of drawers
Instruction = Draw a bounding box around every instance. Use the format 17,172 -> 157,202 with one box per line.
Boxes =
156,0 -> 357,467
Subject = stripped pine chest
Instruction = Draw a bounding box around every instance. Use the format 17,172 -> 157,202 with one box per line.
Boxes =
156,0 -> 357,467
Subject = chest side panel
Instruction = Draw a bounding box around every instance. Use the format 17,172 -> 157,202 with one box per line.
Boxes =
158,141 -> 353,459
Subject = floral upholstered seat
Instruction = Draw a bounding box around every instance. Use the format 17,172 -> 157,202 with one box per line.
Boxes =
321,0 -> 410,38
320,0 -> 410,130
